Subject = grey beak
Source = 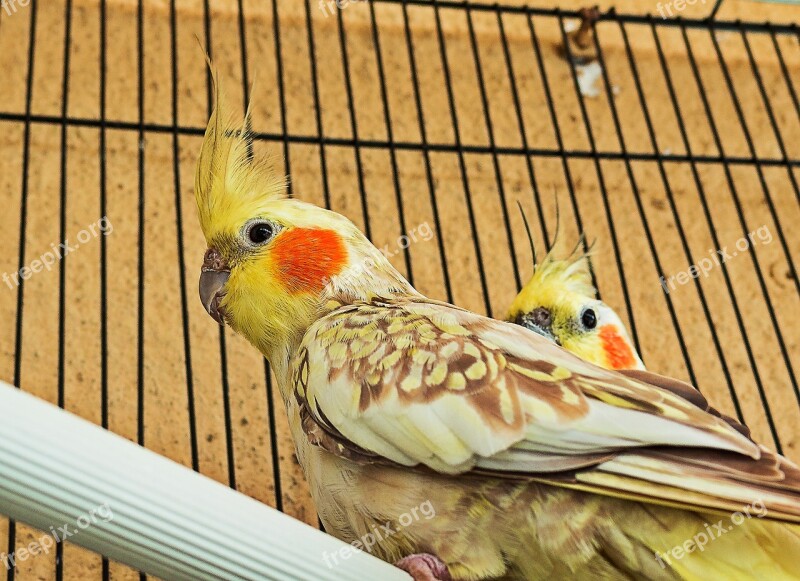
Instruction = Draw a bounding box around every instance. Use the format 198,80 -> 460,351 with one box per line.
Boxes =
199,269 -> 230,325
513,307 -> 559,345
521,323 -> 558,345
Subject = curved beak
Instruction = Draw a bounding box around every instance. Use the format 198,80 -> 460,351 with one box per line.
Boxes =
527,325 -> 558,345
512,307 -> 559,345
199,269 -> 230,325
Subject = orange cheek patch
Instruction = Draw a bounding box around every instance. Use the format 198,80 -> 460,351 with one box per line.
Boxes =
271,228 -> 348,294
599,325 -> 637,370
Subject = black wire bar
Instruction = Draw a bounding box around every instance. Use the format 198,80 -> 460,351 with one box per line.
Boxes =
0,1 -> 798,580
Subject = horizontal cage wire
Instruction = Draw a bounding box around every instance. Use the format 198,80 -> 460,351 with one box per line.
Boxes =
0,0 -> 798,579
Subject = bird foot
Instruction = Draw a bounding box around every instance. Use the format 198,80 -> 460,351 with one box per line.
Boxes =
395,553 -> 452,581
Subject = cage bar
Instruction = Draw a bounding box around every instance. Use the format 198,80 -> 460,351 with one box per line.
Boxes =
0,2 -> 797,580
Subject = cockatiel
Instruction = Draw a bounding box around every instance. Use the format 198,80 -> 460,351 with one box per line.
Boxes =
195,78 -> 800,580
506,210 -> 645,371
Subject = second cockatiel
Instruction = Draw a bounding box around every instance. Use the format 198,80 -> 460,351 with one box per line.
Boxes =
506,212 -> 645,371
195,79 -> 800,580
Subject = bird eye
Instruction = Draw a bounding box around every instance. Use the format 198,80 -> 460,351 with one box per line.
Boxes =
246,221 -> 275,246
581,308 -> 597,330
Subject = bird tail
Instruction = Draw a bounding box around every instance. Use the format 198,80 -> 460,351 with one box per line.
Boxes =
657,514 -> 800,581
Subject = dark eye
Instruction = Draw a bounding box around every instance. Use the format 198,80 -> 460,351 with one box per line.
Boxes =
581,308 -> 597,329
247,222 -> 275,245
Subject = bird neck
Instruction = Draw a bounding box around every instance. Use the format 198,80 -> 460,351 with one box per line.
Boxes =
266,247 -> 418,401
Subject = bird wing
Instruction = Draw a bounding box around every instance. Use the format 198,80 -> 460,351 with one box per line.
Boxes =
293,297 -> 800,522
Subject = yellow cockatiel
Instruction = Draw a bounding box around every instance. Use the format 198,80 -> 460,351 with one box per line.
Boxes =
506,212 -> 645,372
195,78 -> 800,580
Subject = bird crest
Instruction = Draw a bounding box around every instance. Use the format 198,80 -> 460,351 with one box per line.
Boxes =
517,201 -> 596,301
194,62 -> 287,242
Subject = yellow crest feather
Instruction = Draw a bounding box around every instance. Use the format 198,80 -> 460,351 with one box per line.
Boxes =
519,202 -> 596,298
508,204 -> 596,320
527,236 -> 596,299
194,63 -> 287,243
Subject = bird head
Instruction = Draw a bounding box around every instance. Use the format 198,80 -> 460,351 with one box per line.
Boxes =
194,74 -> 412,358
507,214 -> 644,371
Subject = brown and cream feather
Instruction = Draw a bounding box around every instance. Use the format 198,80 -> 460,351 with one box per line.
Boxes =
293,296 -> 800,525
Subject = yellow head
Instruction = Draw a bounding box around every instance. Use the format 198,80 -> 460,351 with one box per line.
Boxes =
194,74 -> 412,362
507,216 -> 644,371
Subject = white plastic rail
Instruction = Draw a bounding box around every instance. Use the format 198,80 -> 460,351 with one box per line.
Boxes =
0,381 -> 410,581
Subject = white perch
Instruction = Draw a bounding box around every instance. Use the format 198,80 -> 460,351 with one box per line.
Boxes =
0,381 -> 410,581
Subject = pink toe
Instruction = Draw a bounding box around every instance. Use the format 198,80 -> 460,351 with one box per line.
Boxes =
395,553 -> 452,581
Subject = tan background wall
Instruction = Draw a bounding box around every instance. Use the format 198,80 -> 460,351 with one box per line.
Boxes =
0,0 -> 798,579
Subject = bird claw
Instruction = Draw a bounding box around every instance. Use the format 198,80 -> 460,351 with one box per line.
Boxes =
395,553 -> 452,581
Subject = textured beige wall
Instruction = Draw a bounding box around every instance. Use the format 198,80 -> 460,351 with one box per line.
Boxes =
0,0 -> 798,579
